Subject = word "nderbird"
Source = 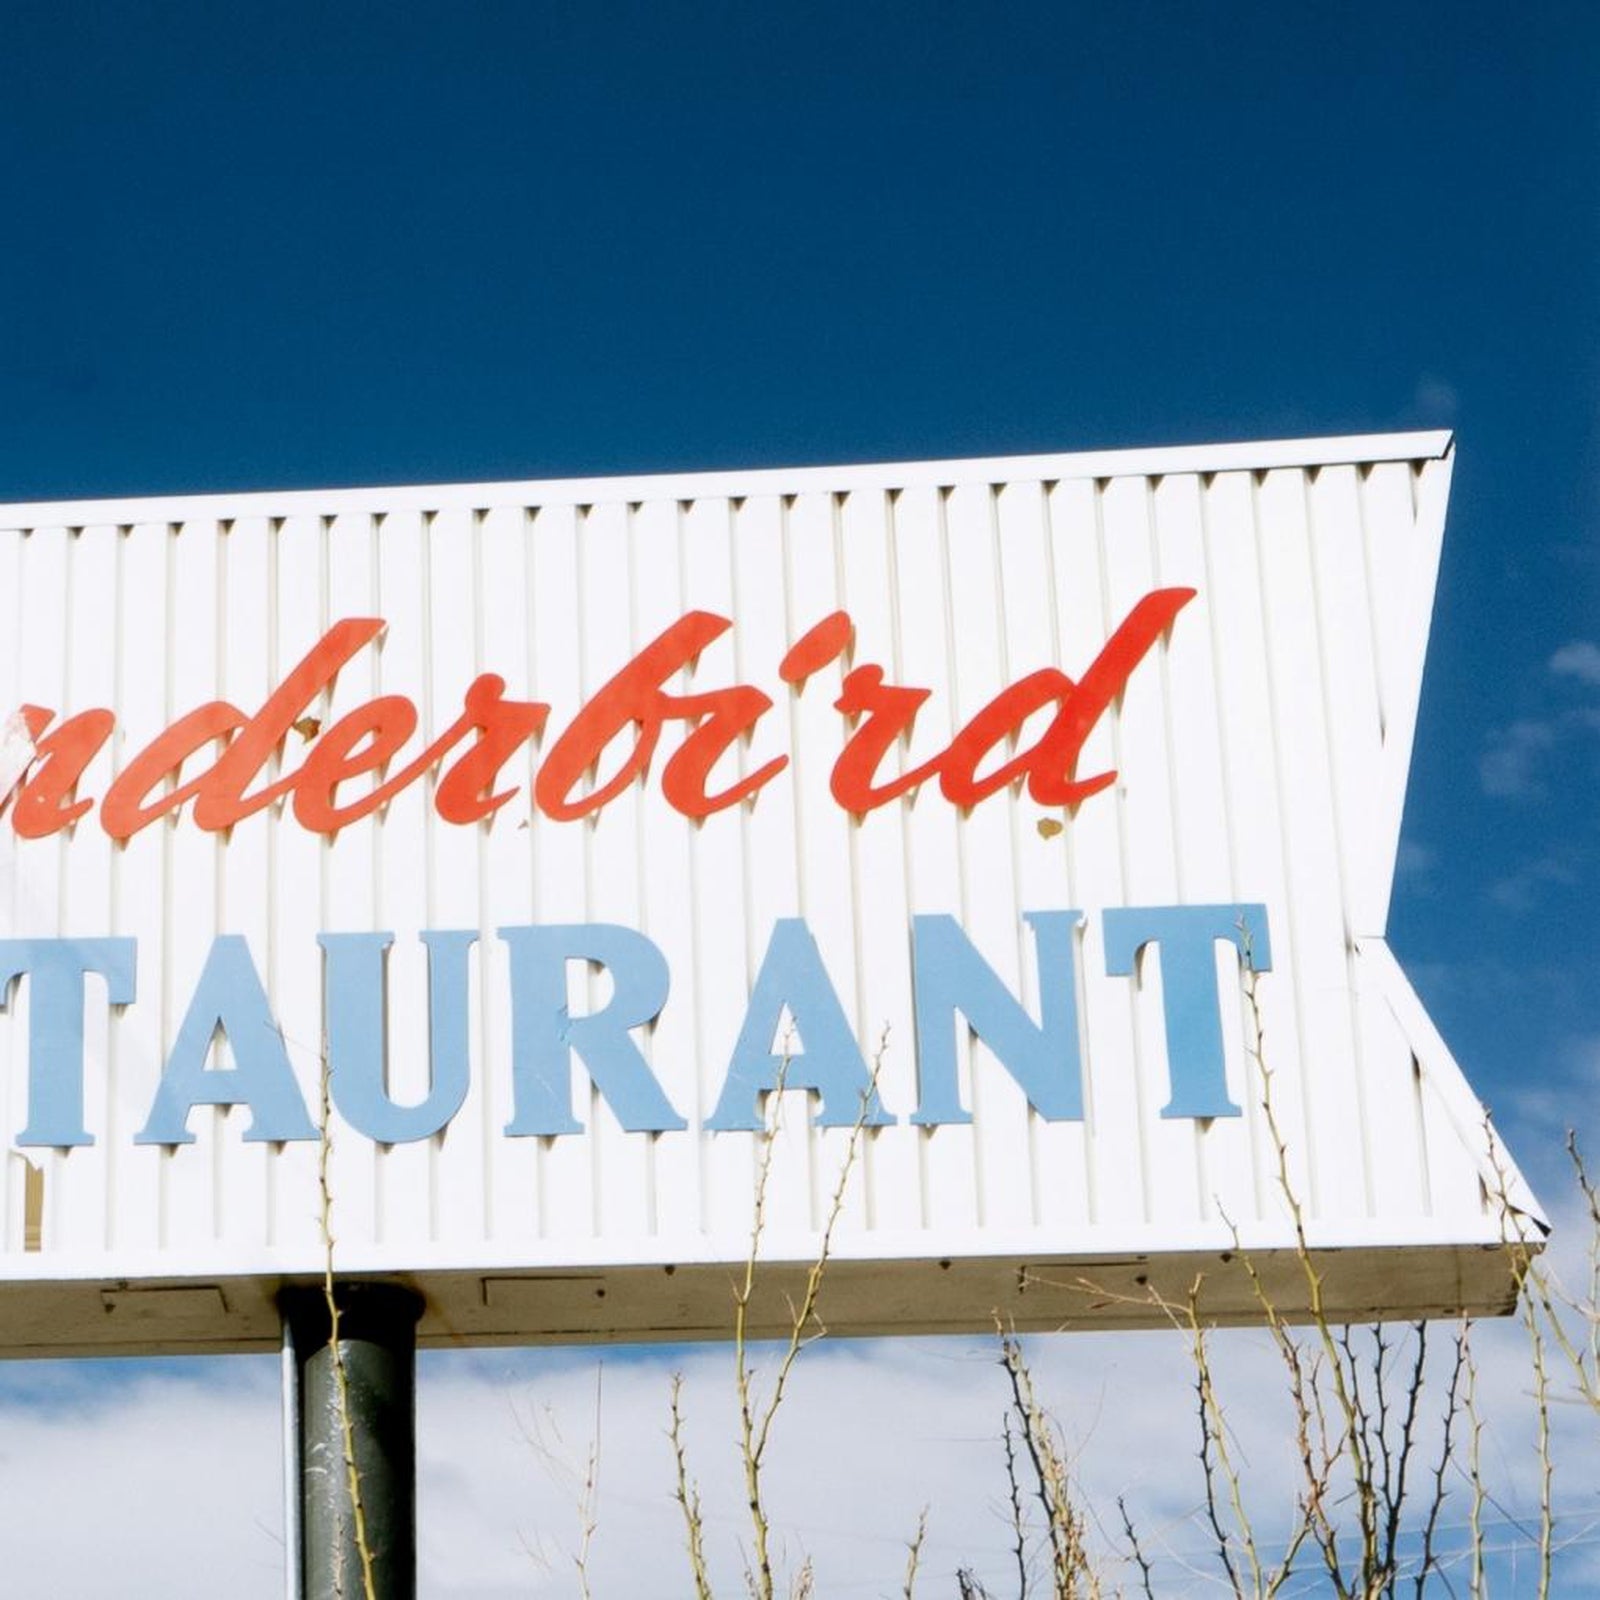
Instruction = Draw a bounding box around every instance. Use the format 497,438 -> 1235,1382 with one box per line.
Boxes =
4,591 -> 1194,837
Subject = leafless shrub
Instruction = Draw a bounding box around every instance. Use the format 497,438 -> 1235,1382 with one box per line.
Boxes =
995,1327 -> 1103,1598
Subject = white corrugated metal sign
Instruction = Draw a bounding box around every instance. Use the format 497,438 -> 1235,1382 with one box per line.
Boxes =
0,433 -> 1541,1353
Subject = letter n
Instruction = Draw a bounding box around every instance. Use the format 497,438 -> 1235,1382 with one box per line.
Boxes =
910,912 -> 1084,1125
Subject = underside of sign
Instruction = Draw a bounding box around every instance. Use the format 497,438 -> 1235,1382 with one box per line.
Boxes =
0,432 -> 1543,1354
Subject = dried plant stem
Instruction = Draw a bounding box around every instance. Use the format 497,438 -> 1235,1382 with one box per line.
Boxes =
1378,1321 -> 1428,1584
1117,1494 -> 1156,1600
1519,1263 -> 1555,1598
1002,1413 -> 1031,1598
1184,1289 -> 1262,1595
669,1375 -> 714,1600
998,1330 -> 1100,1598
316,1051 -> 378,1600
1480,1125 -> 1559,1598
1573,1135 -> 1600,1388
1414,1323 -> 1468,1595
1242,959 -> 1381,1592
668,1036 -> 883,1599
573,1366 -> 602,1600
900,1507 -> 928,1599
1463,1327 -> 1486,1600
1501,1134 -> 1600,1420
734,1047 -> 876,1600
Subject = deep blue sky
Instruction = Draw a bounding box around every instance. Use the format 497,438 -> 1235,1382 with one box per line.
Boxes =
3,0 -> 1597,1168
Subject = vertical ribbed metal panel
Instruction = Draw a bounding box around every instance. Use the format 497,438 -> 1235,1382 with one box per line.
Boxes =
0,434 -> 1537,1334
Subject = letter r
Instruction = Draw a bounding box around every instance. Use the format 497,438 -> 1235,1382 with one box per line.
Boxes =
499,924 -> 686,1136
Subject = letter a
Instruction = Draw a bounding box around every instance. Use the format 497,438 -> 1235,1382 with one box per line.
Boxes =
136,936 -> 317,1144
708,920 -> 894,1131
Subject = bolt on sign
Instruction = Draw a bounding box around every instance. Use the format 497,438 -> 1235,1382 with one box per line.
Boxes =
0,434 -> 1543,1354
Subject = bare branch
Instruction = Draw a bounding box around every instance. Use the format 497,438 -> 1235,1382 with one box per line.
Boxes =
900,1506 -> 929,1600
1002,1412 -> 1032,1599
1117,1494 -> 1157,1600
668,1374 -> 714,1600
1414,1323 -> 1468,1596
997,1329 -> 1101,1597
573,1366 -> 603,1600
734,1030 -> 885,1599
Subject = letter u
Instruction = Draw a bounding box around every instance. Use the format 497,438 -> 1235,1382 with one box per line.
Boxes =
318,931 -> 477,1142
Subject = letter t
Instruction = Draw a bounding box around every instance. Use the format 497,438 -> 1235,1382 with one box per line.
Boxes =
1102,905 -> 1271,1120
0,938 -> 137,1147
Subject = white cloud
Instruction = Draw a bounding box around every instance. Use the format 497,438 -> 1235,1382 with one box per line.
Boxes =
0,1361 -> 282,1598
1550,640 -> 1600,687
0,1308 -> 1585,1596
0,1263 -> 1594,1595
408,1312 -> 1600,1596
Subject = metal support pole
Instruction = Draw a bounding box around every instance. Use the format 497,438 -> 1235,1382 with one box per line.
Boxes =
281,1283 -> 423,1600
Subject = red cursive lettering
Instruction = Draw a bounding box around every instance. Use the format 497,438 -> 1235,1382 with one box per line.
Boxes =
3,590 -> 1195,838
830,668 -> 942,812
9,706 -> 115,838
533,611 -> 785,821
191,618 -> 388,831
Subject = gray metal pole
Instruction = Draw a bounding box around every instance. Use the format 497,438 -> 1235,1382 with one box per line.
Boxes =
281,1283 -> 423,1600
282,1317 -> 304,1600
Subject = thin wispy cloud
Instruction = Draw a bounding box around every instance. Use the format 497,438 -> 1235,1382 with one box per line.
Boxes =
1479,717 -> 1560,797
1395,837 -> 1437,895
1478,641 -> 1600,802
1500,1030 -> 1600,1159
1488,849 -> 1582,913
1550,640 -> 1600,687
1410,372 -> 1460,424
